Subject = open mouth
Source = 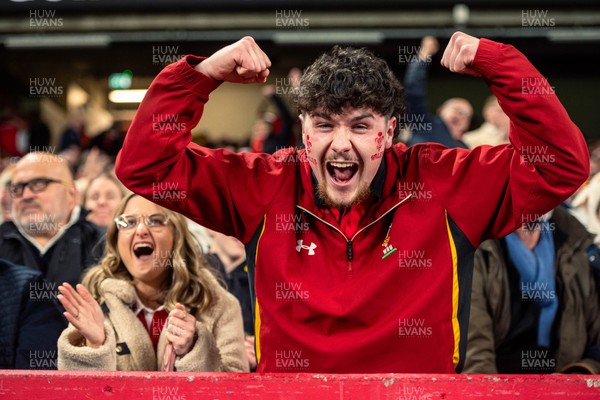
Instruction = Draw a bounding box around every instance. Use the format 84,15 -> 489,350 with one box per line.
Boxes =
133,243 -> 154,260
326,161 -> 359,184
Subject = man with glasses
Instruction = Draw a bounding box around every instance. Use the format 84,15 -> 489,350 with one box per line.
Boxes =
0,152 -> 104,286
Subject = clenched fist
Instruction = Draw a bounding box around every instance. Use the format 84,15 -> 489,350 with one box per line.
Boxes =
165,303 -> 197,356
441,32 -> 481,77
195,36 -> 271,84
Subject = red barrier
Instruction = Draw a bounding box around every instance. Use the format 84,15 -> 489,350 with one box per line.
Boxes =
1,371 -> 599,399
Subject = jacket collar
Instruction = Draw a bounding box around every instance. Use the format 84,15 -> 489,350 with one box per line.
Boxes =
12,206 -> 82,255
551,207 -> 593,254
481,207 -> 594,284
100,278 -> 138,306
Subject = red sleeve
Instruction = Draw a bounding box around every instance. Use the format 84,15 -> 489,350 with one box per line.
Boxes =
115,55 -> 289,242
421,38 -> 589,245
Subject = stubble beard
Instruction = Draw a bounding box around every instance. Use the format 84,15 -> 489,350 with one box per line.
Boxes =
317,181 -> 371,210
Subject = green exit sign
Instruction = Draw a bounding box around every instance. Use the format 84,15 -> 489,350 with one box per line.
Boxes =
109,70 -> 133,89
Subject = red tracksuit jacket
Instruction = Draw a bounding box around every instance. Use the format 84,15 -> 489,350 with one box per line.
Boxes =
115,38 -> 588,373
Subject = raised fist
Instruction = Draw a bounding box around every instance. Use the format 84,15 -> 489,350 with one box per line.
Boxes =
440,32 -> 481,77
195,36 -> 271,84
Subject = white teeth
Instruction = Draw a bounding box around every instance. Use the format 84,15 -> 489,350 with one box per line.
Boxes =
329,162 -> 355,168
134,243 -> 154,250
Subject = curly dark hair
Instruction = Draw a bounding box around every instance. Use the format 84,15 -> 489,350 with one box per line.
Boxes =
292,45 -> 405,136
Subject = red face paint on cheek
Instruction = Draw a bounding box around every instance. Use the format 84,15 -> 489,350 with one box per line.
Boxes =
305,134 -> 315,163
305,134 -> 313,152
371,131 -> 384,160
375,131 -> 384,152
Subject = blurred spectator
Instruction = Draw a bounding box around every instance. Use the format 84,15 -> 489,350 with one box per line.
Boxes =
207,229 -> 252,332
250,118 -> 271,153
0,152 -> 104,286
1,156 -> 15,173
570,172 -> 600,298
465,208 -> 600,374
27,111 -> 51,152
83,171 -> 128,228
570,173 -> 600,241
74,148 -> 112,197
88,122 -> 125,159
588,140 -> 600,177
0,258 -> 66,369
0,164 -> 15,224
186,218 -> 213,254
0,115 -> 28,157
0,111 -> 50,158
404,36 -> 472,148
251,69 -> 299,153
206,228 -> 255,370
59,117 -> 86,152
462,95 -> 510,148
57,194 -> 248,372
58,145 -> 82,177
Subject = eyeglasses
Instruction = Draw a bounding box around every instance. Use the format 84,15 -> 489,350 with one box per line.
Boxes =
114,213 -> 171,231
9,177 -> 70,198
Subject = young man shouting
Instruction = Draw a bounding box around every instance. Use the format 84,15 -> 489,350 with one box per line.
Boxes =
116,32 -> 588,373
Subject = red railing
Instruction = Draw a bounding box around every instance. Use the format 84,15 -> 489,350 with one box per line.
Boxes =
1,371 -> 600,399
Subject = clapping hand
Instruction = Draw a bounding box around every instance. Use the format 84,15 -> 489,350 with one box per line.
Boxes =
57,283 -> 105,348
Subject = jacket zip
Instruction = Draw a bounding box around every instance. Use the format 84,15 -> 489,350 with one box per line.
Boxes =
297,193 -> 413,271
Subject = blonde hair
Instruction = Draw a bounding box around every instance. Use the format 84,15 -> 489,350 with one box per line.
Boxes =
82,171 -> 129,206
83,193 -> 213,313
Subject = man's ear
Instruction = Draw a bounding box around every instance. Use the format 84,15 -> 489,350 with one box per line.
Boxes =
385,116 -> 397,149
68,183 -> 79,208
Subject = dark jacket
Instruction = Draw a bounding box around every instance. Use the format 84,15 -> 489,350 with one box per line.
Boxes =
0,209 -> 104,286
465,207 -> 600,373
0,258 -> 67,369
208,253 -> 254,336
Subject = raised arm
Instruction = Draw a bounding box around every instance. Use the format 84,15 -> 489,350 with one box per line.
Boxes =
115,38 -> 289,242
403,36 -> 439,132
422,32 -> 588,245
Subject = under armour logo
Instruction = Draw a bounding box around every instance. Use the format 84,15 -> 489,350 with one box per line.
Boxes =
296,240 -> 317,255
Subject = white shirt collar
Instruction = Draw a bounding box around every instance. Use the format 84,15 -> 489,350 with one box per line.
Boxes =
133,292 -> 166,328
16,205 -> 82,255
